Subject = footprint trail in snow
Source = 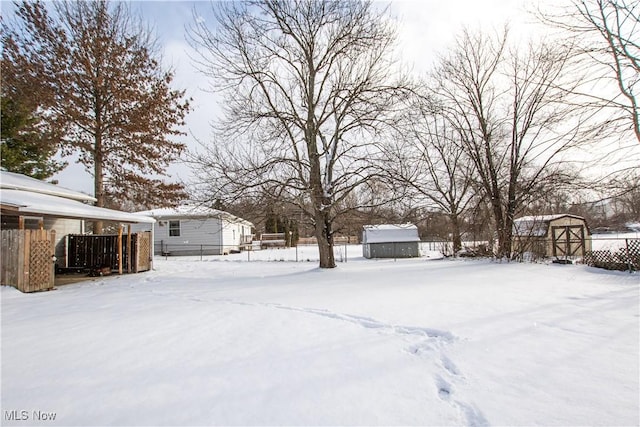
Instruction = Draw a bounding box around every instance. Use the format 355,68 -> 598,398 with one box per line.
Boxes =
157,292 -> 490,426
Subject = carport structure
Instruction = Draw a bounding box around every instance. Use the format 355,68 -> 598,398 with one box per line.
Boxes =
1,171 -> 155,292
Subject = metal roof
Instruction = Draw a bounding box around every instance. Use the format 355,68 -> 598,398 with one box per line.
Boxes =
1,189 -> 155,224
0,170 -> 96,202
512,214 -> 587,237
135,205 -> 253,227
362,224 -> 420,243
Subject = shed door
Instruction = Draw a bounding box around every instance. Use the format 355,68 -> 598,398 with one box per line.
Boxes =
552,225 -> 585,259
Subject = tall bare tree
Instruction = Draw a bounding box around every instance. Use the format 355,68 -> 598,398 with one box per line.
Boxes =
188,0 -> 408,268
434,28 -> 594,258
389,96 -> 475,254
537,0 -> 640,143
3,1 -> 191,231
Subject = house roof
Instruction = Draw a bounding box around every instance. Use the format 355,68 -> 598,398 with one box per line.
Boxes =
513,214 -> 586,237
362,224 -> 420,243
1,189 -> 155,224
0,170 -> 96,203
135,205 -> 253,227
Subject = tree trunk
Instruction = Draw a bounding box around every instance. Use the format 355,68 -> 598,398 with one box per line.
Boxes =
495,223 -> 511,259
93,131 -> 104,234
450,213 -> 462,254
314,209 -> 336,268
309,153 -> 336,268
491,202 -> 509,259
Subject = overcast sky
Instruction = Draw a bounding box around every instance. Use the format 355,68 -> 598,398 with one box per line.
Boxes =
46,0 -> 564,195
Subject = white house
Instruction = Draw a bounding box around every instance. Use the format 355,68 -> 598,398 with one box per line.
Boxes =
362,224 -> 421,259
134,205 -> 254,256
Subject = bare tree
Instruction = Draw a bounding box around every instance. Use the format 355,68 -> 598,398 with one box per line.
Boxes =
389,95 -> 475,254
537,0 -> 640,143
187,0 -> 408,268
4,1 -> 191,231
433,28 -> 594,258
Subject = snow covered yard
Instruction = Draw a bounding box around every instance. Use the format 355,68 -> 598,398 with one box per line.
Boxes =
1,256 -> 638,426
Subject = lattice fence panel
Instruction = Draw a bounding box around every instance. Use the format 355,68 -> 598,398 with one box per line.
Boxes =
584,239 -> 640,271
628,239 -> 640,259
136,232 -> 151,272
28,240 -> 54,292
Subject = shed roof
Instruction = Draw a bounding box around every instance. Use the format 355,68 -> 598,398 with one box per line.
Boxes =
0,170 -> 96,203
513,214 -> 586,237
135,205 -> 253,227
1,189 -> 155,224
362,224 -> 420,243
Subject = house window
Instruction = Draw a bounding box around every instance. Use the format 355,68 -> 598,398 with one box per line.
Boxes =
169,220 -> 181,237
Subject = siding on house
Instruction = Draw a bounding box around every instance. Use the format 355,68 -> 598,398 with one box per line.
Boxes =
45,218 -> 83,268
155,217 -> 225,255
134,206 -> 254,256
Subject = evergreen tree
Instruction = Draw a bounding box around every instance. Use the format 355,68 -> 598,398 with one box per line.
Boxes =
0,96 -> 65,179
1,34 -> 64,179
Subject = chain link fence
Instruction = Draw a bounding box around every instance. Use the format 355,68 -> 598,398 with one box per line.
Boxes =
152,235 -> 639,272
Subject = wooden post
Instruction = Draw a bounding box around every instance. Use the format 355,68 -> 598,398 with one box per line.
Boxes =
127,225 -> 132,274
118,224 -> 123,275
50,230 -> 56,290
18,216 -> 24,230
22,230 -> 30,292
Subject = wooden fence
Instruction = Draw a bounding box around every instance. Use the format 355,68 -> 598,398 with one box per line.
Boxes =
1,229 -> 56,293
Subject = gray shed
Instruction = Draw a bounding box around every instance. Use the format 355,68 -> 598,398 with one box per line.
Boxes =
362,224 -> 420,259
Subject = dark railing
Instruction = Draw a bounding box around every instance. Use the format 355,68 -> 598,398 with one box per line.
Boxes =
66,234 -> 137,271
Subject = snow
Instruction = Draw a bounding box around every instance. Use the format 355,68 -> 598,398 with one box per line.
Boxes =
592,232 -> 640,251
512,214 -> 586,237
0,189 -> 155,224
135,205 -> 252,226
0,170 -> 96,202
2,249 -> 638,426
514,214 -> 569,222
362,224 -> 420,243
512,218 -> 549,237
136,204 -> 223,218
